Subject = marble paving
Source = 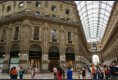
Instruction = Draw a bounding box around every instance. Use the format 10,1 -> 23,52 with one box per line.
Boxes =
0,71 -> 92,79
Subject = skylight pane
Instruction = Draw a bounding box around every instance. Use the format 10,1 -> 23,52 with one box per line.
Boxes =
75,1 -> 114,43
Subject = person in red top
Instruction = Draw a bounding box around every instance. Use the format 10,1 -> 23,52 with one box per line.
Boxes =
55,67 -> 63,79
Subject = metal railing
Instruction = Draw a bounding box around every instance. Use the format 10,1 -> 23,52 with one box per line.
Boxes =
0,11 -> 79,24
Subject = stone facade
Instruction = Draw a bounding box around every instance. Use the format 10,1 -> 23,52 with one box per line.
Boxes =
0,1 -> 90,73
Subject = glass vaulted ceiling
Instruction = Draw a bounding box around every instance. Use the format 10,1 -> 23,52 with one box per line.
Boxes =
75,1 -> 114,43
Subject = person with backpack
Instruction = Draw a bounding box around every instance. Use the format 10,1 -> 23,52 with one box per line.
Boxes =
19,67 -> 23,79
104,66 -> 110,79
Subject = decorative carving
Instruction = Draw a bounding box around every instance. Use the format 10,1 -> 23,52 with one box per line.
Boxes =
13,21 -> 22,26
13,1 -> 16,8
27,1 -> 32,5
60,4 -> 62,11
45,1 -> 48,7
32,21 -> 43,26
49,24 -> 59,28
2,4 -> 5,12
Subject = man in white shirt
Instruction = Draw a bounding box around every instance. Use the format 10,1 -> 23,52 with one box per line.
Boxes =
53,66 -> 57,79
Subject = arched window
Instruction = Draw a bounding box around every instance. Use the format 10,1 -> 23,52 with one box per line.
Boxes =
0,46 -> 5,53
66,47 -> 74,53
49,46 -> 59,52
92,44 -> 97,52
92,54 -> 99,65
10,44 -> 19,52
29,44 -> 42,52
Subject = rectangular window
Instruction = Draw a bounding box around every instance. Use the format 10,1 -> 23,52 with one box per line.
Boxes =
19,2 -> 23,8
52,6 -> 56,11
1,30 -> 6,42
52,29 -> 57,42
35,12 -> 40,16
7,6 -> 11,12
68,32 -> 72,43
66,9 -> 70,14
33,26 -> 39,40
14,27 -> 19,40
36,2 -> 41,8
52,15 -> 56,19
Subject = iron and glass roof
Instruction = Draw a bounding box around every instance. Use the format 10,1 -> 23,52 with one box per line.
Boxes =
75,1 -> 114,43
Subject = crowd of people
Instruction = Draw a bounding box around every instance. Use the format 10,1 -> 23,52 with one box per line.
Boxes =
53,65 -> 87,79
9,66 -> 23,79
53,61 -> 118,79
6,61 -> 118,79
87,61 -> 118,79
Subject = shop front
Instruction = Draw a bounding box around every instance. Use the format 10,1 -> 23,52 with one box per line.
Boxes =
0,46 -> 5,72
66,47 -> 75,71
48,46 -> 59,72
28,44 -> 42,72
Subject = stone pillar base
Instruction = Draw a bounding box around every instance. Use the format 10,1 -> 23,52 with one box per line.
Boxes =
2,69 -> 7,73
41,69 -> 49,73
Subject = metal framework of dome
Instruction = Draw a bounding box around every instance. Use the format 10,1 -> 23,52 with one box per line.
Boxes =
75,1 -> 114,43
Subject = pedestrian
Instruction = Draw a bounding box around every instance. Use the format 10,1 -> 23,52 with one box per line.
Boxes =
62,65 -> 65,79
96,67 -> 101,79
19,67 -> 23,79
55,67 -> 63,79
67,67 -> 73,79
77,67 -> 81,79
7,66 -> 10,74
100,65 -> 104,79
108,66 -> 111,79
53,66 -> 57,79
82,67 -> 86,79
17,66 -> 20,79
92,64 -> 96,79
31,67 -> 35,79
12,67 -> 17,79
10,68 -> 13,79
104,65 -> 109,79
109,62 -> 118,79
90,65 -> 93,79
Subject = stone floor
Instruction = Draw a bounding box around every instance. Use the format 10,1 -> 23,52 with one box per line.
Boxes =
0,71 -> 92,79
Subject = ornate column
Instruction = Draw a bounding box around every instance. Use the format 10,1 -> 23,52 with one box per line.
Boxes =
60,25 -> 66,67
41,22 -> 49,73
18,19 -> 30,73
2,23 -> 12,73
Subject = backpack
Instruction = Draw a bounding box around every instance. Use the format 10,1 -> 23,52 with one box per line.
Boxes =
106,70 -> 110,74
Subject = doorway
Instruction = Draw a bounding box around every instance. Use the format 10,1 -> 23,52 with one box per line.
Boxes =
29,44 -> 42,72
48,46 -> 60,72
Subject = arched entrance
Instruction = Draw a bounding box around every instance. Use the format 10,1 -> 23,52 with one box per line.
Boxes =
66,47 -> 75,71
29,44 -> 42,72
92,54 -> 99,65
10,44 -> 19,69
48,46 -> 59,72
92,44 -> 97,52
0,46 -> 5,72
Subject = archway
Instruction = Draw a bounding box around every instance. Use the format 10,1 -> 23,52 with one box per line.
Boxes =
92,44 -> 97,52
0,46 -> 5,72
48,46 -> 59,72
92,54 -> 99,65
29,44 -> 42,72
66,47 -> 75,71
10,44 -> 19,69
